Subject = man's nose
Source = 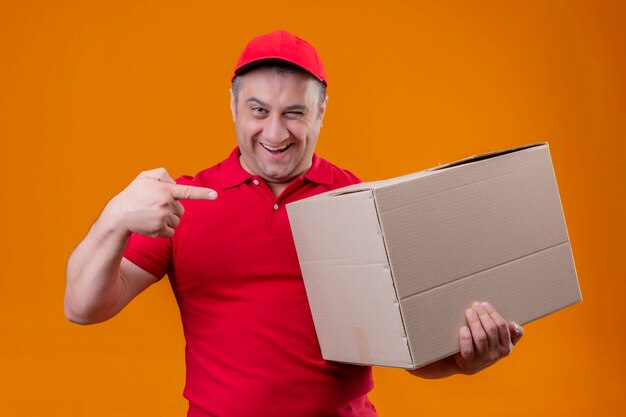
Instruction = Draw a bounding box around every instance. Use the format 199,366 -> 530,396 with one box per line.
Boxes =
262,114 -> 289,144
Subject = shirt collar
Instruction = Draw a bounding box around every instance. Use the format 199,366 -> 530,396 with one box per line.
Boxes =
219,147 -> 334,189
219,147 -> 253,188
304,153 -> 333,185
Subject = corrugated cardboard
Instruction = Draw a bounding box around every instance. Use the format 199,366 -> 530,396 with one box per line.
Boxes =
286,143 -> 581,369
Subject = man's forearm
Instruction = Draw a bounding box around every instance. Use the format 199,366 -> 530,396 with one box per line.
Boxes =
64,205 -> 131,324
407,356 -> 459,379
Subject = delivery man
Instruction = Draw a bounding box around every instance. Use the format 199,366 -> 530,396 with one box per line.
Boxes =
64,30 -> 524,417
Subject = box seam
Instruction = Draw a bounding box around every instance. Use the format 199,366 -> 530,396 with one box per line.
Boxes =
371,190 -> 414,366
399,240 -> 570,302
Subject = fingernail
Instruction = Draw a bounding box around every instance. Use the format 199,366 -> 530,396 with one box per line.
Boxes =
209,191 -> 218,199
460,326 -> 471,338
513,322 -> 520,333
472,301 -> 481,309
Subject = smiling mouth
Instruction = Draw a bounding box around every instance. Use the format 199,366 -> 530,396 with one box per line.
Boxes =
260,142 -> 293,154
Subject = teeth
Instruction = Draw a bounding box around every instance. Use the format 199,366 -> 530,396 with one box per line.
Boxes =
261,143 -> 291,152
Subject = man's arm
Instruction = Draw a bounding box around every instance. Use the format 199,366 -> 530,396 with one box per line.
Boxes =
64,212 -> 157,324
64,168 -> 217,325
409,301 -> 524,379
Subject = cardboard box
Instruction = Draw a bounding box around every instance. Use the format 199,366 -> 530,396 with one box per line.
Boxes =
286,143 -> 581,369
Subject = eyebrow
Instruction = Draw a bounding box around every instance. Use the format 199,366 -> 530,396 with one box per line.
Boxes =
246,97 -> 269,107
284,104 -> 308,112
245,97 -> 308,112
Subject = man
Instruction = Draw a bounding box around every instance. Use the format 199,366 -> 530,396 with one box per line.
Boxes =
65,30 -> 524,416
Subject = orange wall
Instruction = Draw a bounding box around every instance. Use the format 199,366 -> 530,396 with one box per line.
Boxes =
1,1 -> 624,416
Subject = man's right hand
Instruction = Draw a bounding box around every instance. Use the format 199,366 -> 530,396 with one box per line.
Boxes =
104,168 -> 218,239
65,167 -> 216,324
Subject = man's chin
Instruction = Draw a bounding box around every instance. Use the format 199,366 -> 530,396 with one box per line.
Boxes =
258,164 -> 296,182
262,174 -> 295,184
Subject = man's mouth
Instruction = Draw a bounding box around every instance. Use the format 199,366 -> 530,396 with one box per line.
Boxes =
260,142 -> 293,154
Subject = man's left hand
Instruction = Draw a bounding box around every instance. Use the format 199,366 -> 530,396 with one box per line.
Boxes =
452,301 -> 524,375
408,301 -> 524,379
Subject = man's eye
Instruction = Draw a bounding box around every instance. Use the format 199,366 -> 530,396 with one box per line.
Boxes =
252,107 -> 267,115
285,111 -> 304,119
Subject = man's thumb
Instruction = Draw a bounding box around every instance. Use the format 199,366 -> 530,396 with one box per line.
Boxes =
509,321 -> 524,345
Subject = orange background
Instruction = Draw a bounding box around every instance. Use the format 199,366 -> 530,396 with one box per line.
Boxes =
1,1 -> 625,416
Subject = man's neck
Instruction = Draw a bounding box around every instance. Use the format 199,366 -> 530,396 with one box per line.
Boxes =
267,181 -> 291,197
238,154 -> 311,197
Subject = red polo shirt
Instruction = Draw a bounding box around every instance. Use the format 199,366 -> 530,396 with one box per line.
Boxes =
124,148 -> 377,417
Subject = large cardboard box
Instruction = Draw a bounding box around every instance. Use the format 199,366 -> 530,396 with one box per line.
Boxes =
286,143 -> 581,369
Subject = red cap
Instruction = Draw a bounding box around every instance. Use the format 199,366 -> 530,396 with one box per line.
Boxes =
233,30 -> 327,86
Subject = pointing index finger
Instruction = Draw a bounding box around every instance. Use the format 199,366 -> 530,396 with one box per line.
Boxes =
168,184 -> 218,201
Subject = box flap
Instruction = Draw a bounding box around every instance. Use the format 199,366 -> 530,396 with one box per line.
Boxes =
328,143 -> 547,197
427,142 -> 547,172
329,171 -> 437,196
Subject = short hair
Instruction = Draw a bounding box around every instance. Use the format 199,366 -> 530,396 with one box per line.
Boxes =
231,62 -> 327,110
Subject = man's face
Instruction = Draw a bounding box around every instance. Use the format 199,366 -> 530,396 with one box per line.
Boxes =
230,67 -> 327,186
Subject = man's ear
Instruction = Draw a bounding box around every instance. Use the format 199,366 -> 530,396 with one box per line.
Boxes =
319,95 -> 329,123
230,88 -> 236,122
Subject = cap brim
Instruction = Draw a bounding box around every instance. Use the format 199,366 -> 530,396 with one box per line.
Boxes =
233,58 -> 326,86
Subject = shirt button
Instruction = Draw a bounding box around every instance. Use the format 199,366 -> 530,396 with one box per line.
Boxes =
252,179 -> 260,185
273,203 -> 279,210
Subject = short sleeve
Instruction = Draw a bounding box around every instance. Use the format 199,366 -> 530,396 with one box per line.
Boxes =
123,233 -> 172,279
343,168 -> 362,185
